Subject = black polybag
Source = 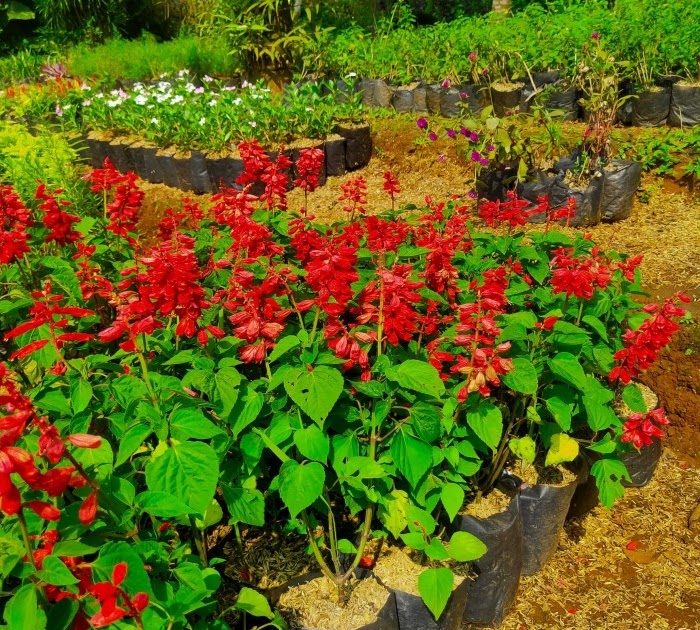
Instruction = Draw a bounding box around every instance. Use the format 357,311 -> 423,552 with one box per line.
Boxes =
392,88 -> 415,113
336,124 -> 372,170
439,88 -> 463,118
489,84 -> 523,117
669,83 -> 700,127
324,137 -> 347,177
499,470 -> 579,576
600,160 -> 642,222
458,494 -> 523,626
621,437 -> 662,487
632,89 -> 671,127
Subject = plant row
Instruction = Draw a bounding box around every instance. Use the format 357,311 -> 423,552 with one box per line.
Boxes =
314,0 -> 700,88
0,74 -> 365,152
0,139 -> 688,628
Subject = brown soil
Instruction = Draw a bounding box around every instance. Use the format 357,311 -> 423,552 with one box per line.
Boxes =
464,488 -> 512,518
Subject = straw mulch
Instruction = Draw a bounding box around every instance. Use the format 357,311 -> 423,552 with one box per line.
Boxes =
494,449 -> 700,630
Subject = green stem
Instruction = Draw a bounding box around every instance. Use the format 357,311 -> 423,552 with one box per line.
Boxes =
301,510 -> 336,583
309,306 -> 321,346
189,516 -> 208,568
576,300 -> 585,326
325,490 -> 341,576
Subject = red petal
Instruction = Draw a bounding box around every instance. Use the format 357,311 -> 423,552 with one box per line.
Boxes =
131,592 -> 149,612
56,332 -> 93,343
25,500 -> 61,521
67,434 -> 102,449
111,562 -> 128,586
4,319 -> 44,340
79,491 -> 98,525
10,339 -> 50,360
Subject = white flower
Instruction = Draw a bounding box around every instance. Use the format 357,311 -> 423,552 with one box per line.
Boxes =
95,92 -> 104,99
170,95 -> 184,105
345,72 -> 357,78
158,81 -> 171,92
203,75 -> 213,82
64,104 -> 71,110
208,99 -> 217,107
249,121 -> 257,127
159,72 -> 167,79
223,85 -> 236,92
233,98 -> 242,106
150,118 -> 159,125
199,117 -> 206,126
82,99 -> 91,106
81,83 -> 91,91
134,94 -> 147,105
185,82 -> 196,93
155,92 -> 170,103
194,86 -> 205,94
106,99 -> 120,108
178,69 -> 190,77
241,80 -> 249,89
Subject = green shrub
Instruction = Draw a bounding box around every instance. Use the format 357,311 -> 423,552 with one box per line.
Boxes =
65,33 -> 241,81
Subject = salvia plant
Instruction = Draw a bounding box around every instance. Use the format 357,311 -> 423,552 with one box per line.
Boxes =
0,141 -> 688,628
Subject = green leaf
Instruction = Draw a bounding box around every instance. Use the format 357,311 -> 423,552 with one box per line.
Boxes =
235,587 -> 274,619
548,352 -> 588,390
221,485 -> 265,527
215,367 -> 242,419
163,350 -> 198,365
387,360 -> 445,398
37,556 -> 80,586
424,538 -> 450,561
170,407 -> 223,442
447,531 -> 487,562
70,380 -> 92,414
284,366 -> 343,425
582,379 -> 617,432
230,386 -> 263,438
337,539 -> 358,554
278,461 -> 325,518
466,402 -> 503,453
410,402 -> 442,443
293,425 -> 330,463
45,599 -> 78,630
390,430 -> 432,488
591,458 -> 631,508
377,490 -> 408,538
502,357 -> 538,395
145,442 -> 219,515
440,483 -> 465,523
509,436 -> 536,465
115,424 -> 152,467
545,433 -> 579,467
622,383 -> 647,413
582,315 -> 609,341
136,490 -> 195,517
52,540 -> 99,558
417,567 -> 453,621
544,390 -> 573,431
268,335 -> 300,363
33,390 -> 71,416
4,584 -> 46,630
7,2 -> 35,20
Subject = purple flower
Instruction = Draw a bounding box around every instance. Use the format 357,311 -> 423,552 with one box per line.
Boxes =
442,78 -> 451,88
429,132 -> 438,142
479,158 -> 490,166
417,117 -> 429,130
591,31 -> 600,40
446,128 -> 456,139
469,52 -> 477,62
460,91 -> 467,100
487,144 -> 495,152
460,127 -> 469,136
438,154 -> 447,162
506,111 -> 513,117
468,190 -> 477,199
482,68 -> 489,76
469,132 -> 479,143
471,150 -> 481,163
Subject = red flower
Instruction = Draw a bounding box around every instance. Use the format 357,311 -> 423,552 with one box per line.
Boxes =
294,147 -> 325,193
383,171 -> 401,209
36,184 -> 82,246
622,408 -> 670,448
24,500 -> 61,521
339,176 -> 368,217
0,184 -> 32,264
106,172 -> 143,243
87,562 -> 149,628
609,294 -> 689,384
478,191 -> 533,229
